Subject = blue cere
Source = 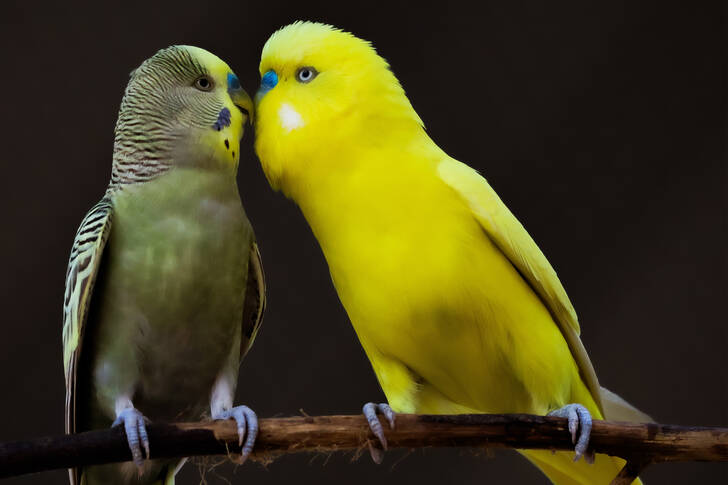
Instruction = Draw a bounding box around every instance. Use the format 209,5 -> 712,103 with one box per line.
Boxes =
213,107 -> 232,131
227,73 -> 242,91
258,70 -> 278,97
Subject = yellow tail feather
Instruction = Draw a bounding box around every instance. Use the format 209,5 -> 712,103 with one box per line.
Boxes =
522,449 -> 642,485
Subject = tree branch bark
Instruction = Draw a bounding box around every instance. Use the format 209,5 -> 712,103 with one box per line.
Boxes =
1,414 -> 726,482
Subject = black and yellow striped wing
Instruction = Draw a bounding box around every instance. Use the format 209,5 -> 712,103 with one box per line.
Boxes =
62,198 -> 113,435
62,198 -> 113,485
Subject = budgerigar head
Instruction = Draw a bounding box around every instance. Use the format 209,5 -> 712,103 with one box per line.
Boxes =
254,22 -> 423,192
112,45 -> 253,184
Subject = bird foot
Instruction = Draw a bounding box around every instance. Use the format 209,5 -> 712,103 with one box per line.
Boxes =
212,405 -> 258,463
548,403 -> 594,463
112,407 -> 150,469
362,402 -> 396,464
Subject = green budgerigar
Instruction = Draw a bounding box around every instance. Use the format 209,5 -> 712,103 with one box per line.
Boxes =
62,46 -> 265,485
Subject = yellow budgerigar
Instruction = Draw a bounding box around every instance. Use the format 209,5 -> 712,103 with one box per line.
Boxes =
254,22 -> 650,484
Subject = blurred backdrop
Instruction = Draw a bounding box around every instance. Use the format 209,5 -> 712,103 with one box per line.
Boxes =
0,1 -> 725,483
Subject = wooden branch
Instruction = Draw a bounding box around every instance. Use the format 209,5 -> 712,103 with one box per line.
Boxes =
1,414 -> 726,481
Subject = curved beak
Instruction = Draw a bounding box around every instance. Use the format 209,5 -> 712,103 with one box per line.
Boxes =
227,73 -> 254,123
231,89 -> 254,124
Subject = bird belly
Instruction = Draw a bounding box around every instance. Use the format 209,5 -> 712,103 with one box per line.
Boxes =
82,172 -> 250,425
330,213 -> 578,416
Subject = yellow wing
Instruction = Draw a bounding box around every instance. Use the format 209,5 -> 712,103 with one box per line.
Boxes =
62,198 -> 113,485
436,158 -> 604,413
438,157 -> 652,423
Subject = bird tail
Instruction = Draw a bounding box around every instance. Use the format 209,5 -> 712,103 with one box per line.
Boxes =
157,458 -> 186,485
145,462 -> 179,485
80,459 -> 184,485
152,465 -> 175,485
520,449 -> 641,485
520,386 -> 650,484
599,387 -> 652,423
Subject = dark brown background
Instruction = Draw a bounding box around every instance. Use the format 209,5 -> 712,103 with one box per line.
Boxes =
1,1 -> 725,483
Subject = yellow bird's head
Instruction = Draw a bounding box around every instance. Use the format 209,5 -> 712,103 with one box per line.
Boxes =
254,22 -> 423,193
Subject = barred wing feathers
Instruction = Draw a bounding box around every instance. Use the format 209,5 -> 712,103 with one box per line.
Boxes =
62,198 -> 113,434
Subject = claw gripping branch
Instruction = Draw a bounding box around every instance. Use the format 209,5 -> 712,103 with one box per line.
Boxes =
1,414 -> 726,484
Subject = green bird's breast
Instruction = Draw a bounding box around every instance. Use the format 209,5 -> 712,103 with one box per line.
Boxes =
83,169 -> 252,425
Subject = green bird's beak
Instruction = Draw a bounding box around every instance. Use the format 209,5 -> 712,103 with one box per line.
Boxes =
228,73 -> 254,123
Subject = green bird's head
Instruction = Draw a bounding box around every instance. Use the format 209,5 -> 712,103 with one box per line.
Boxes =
111,45 -> 253,184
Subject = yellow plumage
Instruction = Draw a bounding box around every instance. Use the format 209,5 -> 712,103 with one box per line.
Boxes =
255,21 -> 649,484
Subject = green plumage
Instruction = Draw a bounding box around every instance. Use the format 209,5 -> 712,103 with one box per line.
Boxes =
62,46 -> 261,485
79,171 -> 251,483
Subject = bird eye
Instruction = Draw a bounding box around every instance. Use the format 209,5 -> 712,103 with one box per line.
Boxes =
296,67 -> 318,83
194,76 -> 214,91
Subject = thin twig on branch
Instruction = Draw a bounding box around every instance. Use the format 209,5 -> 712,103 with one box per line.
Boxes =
1,414 -> 726,482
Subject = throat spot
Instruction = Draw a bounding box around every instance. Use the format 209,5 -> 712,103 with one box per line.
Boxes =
278,103 -> 304,132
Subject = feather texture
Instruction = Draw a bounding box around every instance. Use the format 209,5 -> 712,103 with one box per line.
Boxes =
254,22 -> 647,485
62,45 -> 259,485
62,199 -> 113,485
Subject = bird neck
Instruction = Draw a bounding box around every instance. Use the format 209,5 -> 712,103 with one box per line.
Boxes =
109,152 -> 174,187
289,127 -> 447,255
110,123 -> 239,188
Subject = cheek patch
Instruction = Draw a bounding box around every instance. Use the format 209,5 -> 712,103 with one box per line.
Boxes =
278,103 -> 304,132
213,108 -> 232,131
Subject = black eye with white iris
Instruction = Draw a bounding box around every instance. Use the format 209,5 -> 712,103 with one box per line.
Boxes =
194,76 -> 214,91
296,67 -> 318,83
